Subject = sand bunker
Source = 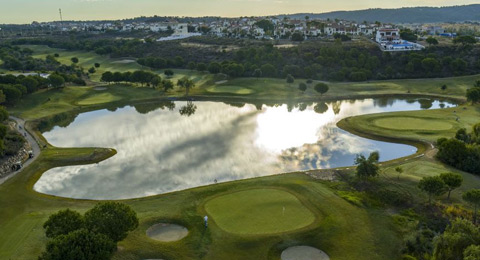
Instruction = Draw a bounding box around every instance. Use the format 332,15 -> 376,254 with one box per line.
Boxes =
146,223 -> 188,242
93,87 -> 107,91
112,59 -> 136,64
281,246 -> 330,260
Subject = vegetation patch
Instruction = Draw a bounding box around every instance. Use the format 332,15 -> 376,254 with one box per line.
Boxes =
76,93 -> 121,106
374,117 -> 453,131
205,189 -> 315,235
206,85 -> 254,95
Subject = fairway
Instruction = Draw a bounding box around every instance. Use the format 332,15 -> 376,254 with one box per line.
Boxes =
206,85 -> 254,95
205,189 -> 315,235
373,117 -> 453,131
76,92 -> 121,105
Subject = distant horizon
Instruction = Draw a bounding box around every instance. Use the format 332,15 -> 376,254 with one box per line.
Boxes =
1,1 -> 479,25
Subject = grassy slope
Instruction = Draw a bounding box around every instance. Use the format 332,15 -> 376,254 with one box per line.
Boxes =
2,45 -> 480,259
338,104 -> 480,204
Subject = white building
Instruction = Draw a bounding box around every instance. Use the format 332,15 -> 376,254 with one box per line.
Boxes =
376,28 -> 401,44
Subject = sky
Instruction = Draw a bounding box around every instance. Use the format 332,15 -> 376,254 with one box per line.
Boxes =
0,0 -> 479,24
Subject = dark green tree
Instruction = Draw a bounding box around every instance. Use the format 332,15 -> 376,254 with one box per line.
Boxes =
286,74 -> 295,84
426,37 -> 439,46
439,172 -> 463,200
43,209 -> 84,238
463,189 -> 480,224
432,218 -> 480,260
38,229 -> 115,260
84,202 -> 138,242
298,82 -> 307,92
355,151 -> 380,179
418,176 -> 446,203
314,83 -> 329,95
70,57 -> 79,64
48,74 -> 65,88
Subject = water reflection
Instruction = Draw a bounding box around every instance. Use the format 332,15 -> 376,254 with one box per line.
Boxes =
34,98 -> 455,200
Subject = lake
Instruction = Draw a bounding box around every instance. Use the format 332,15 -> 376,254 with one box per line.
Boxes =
34,98 -> 454,199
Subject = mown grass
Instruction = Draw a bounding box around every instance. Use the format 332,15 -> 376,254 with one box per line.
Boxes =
338,104 -> 480,143
2,45 -> 480,260
204,188 -> 316,235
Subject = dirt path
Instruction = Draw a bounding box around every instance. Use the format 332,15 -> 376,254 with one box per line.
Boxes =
0,116 -> 41,185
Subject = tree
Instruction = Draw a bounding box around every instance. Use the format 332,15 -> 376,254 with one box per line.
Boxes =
467,88 -> 480,104
432,218 -> 480,260
314,83 -> 329,95
463,189 -> 480,224
286,74 -> 295,84
400,29 -> 418,42
101,71 -> 113,83
38,229 -> 115,260
196,63 -> 207,72
355,151 -> 380,179
418,176 -> 446,203
439,172 -> 463,200
441,84 -> 447,91
207,62 -> 221,74
291,32 -> 304,42
43,209 -> 85,238
162,79 -> 174,92
177,77 -> 195,96
453,35 -> 477,46
164,69 -> 174,77
0,85 -> 22,104
84,202 -> 138,242
426,37 -> 439,46
150,75 -> 162,89
70,57 -> 79,64
94,63 -> 100,68
253,69 -> 262,78
88,67 -> 96,74
48,74 -> 65,88
298,82 -> 307,92
260,64 -> 276,77
255,20 -> 274,32
464,245 -> 480,260
395,166 -> 403,180
21,77 -> 39,93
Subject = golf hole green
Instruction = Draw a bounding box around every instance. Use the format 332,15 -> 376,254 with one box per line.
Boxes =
146,223 -> 188,242
281,246 -> 330,260
205,189 -> 315,235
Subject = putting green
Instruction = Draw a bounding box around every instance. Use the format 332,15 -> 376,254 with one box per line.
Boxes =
76,93 -> 121,105
206,85 -> 254,95
373,117 -> 453,131
205,189 -> 315,235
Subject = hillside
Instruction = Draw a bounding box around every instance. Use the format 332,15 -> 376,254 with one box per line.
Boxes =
286,5 -> 480,23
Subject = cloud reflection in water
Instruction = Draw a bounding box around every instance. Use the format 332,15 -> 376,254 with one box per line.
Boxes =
35,99 -> 451,199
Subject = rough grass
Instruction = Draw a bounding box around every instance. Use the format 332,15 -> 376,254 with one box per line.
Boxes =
204,189 -> 316,235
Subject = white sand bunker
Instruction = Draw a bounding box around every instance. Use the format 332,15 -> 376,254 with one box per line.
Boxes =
112,59 -> 136,64
281,246 -> 330,260
93,87 -> 107,91
146,223 -> 188,242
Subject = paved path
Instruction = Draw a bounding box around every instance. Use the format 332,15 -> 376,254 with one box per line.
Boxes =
0,116 -> 41,185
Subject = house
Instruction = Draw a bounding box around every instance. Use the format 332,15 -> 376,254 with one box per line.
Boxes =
376,28 -> 401,44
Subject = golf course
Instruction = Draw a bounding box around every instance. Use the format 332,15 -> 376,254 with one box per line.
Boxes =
1,45 -> 480,260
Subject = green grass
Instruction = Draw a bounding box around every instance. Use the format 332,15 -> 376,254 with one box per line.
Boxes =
206,85 -> 254,95
374,117 -> 454,131
21,45 -> 480,102
205,189 -> 316,235
3,45 -> 480,259
339,104 -> 480,143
